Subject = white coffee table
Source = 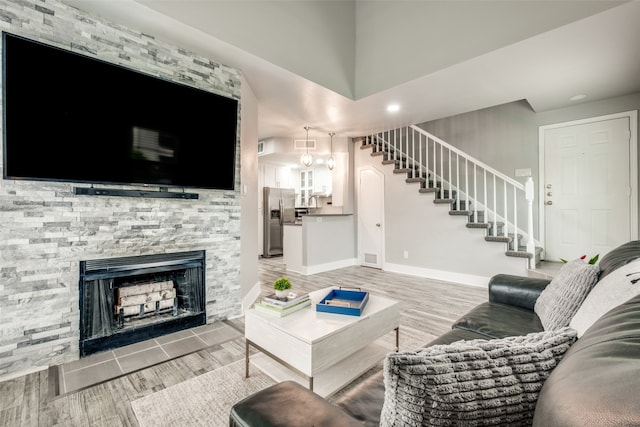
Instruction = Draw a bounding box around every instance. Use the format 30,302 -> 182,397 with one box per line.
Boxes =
245,287 -> 400,397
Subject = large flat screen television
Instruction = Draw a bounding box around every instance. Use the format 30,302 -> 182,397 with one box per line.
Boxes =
2,32 -> 238,191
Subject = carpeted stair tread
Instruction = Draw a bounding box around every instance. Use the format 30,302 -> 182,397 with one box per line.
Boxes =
467,222 -> 492,229
485,235 -> 512,243
419,188 -> 438,193
449,210 -> 472,216
406,177 -> 426,184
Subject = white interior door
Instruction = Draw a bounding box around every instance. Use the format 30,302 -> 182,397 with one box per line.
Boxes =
358,168 -> 384,269
543,115 -> 634,261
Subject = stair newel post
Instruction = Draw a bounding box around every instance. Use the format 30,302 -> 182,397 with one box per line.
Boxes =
512,185 -> 518,243
465,159 -> 469,214
448,150 -> 452,201
385,130 -> 389,158
483,170 -> 488,231
433,139 -> 442,188
525,177 -> 536,268
411,126 -> 416,178
393,128 -> 398,165
492,175 -> 497,237
473,164 -> 478,223
455,154 -> 459,210
503,181 -> 508,238
419,133 -> 424,183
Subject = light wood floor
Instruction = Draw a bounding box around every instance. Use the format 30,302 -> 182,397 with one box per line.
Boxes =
0,257 -> 487,427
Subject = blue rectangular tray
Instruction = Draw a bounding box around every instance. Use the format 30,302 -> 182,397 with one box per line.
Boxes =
316,289 -> 369,316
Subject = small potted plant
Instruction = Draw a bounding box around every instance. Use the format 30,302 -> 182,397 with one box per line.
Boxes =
273,277 -> 292,298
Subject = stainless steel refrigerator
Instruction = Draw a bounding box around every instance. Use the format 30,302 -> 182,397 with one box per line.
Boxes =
263,187 -> 296,257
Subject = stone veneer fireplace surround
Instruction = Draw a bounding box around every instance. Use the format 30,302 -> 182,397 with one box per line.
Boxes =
0,0 -> 242,380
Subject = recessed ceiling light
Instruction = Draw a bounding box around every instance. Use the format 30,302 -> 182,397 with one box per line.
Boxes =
569,94 -> 587,101
387,104 -> 400,112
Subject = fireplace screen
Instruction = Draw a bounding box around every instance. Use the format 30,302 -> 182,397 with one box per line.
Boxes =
79,251 -> 206,356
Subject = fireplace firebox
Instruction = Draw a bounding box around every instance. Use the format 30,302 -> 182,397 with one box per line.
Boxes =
79,251 -> 206,357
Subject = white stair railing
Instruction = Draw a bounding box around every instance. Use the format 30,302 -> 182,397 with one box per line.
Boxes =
365,125 -> 537,268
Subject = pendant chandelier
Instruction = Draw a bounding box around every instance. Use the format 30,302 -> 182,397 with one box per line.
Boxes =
300,126 -> 313,167
327,132 -> 336,170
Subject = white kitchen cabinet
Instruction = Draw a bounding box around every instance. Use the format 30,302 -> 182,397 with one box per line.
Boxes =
299,169 -> 313,206
263,163 -> 292,188
314,166 -> 331,195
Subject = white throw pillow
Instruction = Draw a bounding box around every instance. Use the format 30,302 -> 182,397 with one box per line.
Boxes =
570,258 -> 640,337
533,258 -> 599,331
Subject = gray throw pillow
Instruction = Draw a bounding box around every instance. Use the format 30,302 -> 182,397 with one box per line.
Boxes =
533,258 -> 599,330
380,328 -> 578,427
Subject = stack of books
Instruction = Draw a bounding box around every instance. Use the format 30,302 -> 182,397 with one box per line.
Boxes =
254,292 -> 311,317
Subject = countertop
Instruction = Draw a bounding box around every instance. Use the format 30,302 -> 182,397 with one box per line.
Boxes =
285,213 -> 353,226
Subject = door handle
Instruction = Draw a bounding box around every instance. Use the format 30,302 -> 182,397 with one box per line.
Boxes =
545,201 -> 553,205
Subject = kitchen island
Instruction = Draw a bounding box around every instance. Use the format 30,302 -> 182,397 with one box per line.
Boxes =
283,214 -> 356,275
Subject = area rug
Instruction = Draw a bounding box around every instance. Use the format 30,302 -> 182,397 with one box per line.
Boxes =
327,325 -> 437,402
131,326 -> 436,427
131,359 -> 276,427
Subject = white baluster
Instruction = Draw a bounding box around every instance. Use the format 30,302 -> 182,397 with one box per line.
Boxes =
525,177 -> 535,268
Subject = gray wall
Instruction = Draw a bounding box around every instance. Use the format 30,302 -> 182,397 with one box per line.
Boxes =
0,0 -> 245,380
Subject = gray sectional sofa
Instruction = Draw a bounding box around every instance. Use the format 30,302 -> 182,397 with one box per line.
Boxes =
230,240 -> 640,426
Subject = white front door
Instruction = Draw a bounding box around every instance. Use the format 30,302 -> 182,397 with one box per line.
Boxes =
542,114 -> 636,261
358,167 -> 384,269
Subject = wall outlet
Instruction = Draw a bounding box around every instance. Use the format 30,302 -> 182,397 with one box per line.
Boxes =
403,250 -> 409,259
515,168 -> 531,177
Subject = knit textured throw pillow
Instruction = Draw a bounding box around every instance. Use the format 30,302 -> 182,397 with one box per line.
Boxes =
533,258 -> 599,330
380,328 -> 578,427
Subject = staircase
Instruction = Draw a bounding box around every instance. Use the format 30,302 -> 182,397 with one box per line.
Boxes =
359,125 -> 542,268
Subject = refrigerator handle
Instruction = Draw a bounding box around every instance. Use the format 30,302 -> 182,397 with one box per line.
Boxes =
279,199 -> 284,226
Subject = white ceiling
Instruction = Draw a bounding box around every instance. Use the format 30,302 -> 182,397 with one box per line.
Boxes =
62,0 -> 640,141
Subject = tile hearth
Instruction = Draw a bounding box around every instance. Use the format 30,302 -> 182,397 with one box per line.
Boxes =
52,321 -> 242,396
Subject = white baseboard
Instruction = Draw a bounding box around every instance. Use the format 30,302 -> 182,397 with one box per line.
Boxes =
383,262 -> 489,288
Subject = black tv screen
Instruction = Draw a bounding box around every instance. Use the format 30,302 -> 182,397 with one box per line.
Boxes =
2,32 -> 238,191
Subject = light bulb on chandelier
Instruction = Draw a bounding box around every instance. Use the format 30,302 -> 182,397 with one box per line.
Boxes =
327,132 -> 336,170
301,126 -> 313,167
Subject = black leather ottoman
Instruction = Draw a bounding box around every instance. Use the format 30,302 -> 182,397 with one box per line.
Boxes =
229,380 -> 361,427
